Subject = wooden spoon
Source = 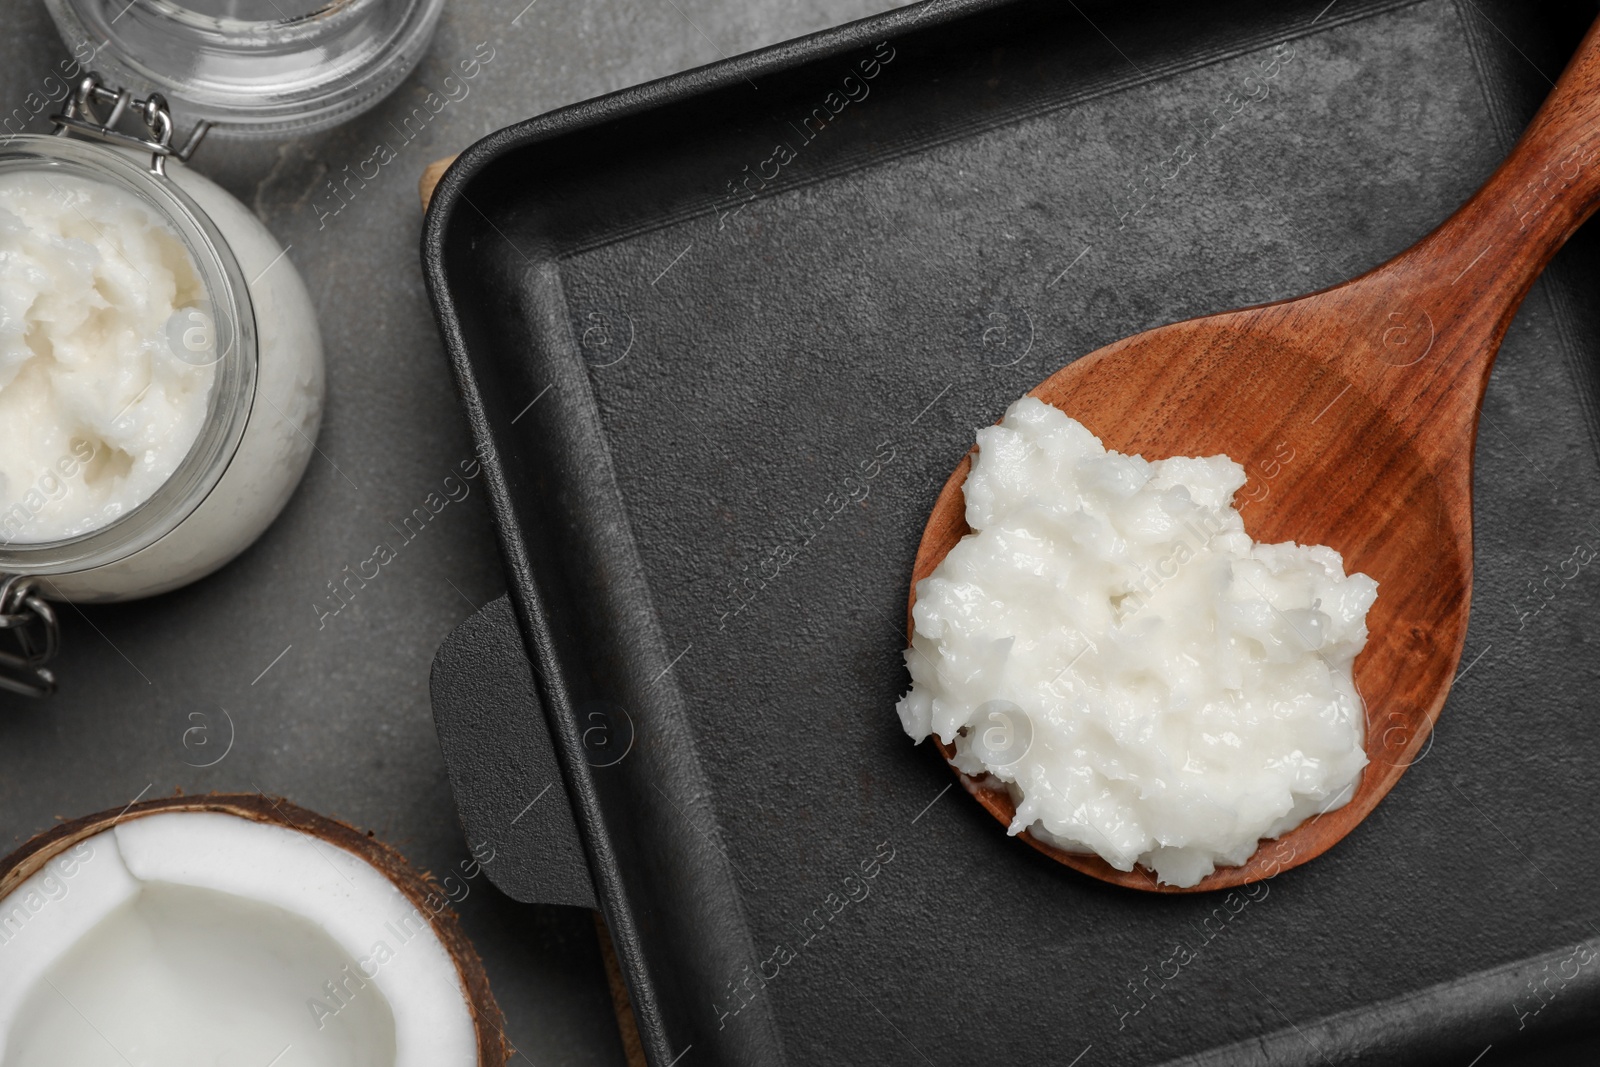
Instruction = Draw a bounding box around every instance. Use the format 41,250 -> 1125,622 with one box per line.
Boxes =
909,16 -> 1600,892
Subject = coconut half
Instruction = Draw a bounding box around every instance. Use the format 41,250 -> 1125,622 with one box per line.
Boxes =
0,794 -> 507,1067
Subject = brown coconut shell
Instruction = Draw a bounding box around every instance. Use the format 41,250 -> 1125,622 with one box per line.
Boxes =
0,792 -> 509,1066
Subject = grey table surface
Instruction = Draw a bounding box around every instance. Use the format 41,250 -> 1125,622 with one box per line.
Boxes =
0,0 -> 904,1063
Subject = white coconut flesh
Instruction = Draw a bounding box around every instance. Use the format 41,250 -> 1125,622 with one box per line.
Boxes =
0,812 -> 479,1067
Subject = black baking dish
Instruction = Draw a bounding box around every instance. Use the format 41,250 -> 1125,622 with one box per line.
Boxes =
423,0 -> 1600,1063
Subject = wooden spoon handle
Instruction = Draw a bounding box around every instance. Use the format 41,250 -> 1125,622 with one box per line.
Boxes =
1389,14 -> 1600,312
1324,15 -> 1600,482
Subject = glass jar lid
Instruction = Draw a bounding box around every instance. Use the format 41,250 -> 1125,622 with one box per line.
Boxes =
42,0 -> 447,137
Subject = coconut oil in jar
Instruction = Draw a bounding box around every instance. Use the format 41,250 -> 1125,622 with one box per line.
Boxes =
0,94 -> 324,604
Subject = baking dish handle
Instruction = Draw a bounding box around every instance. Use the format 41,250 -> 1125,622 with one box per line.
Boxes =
429,594 -> 597,909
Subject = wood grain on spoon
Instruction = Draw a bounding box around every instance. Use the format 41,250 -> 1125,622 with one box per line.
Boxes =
910,15 -> 1600,892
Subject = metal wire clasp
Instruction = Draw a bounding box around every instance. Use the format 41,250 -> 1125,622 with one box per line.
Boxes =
0,576 -> 58,698
50,73 -> 212,176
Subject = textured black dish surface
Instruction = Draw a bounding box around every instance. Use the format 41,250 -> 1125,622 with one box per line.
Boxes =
425,0 -> 1600,1063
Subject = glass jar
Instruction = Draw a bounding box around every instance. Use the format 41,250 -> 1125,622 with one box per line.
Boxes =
42,0 -> 447,137
0,81 -> 324,693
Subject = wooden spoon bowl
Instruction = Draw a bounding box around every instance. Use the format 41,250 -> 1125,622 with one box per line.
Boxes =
909,15 -> 1600,892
